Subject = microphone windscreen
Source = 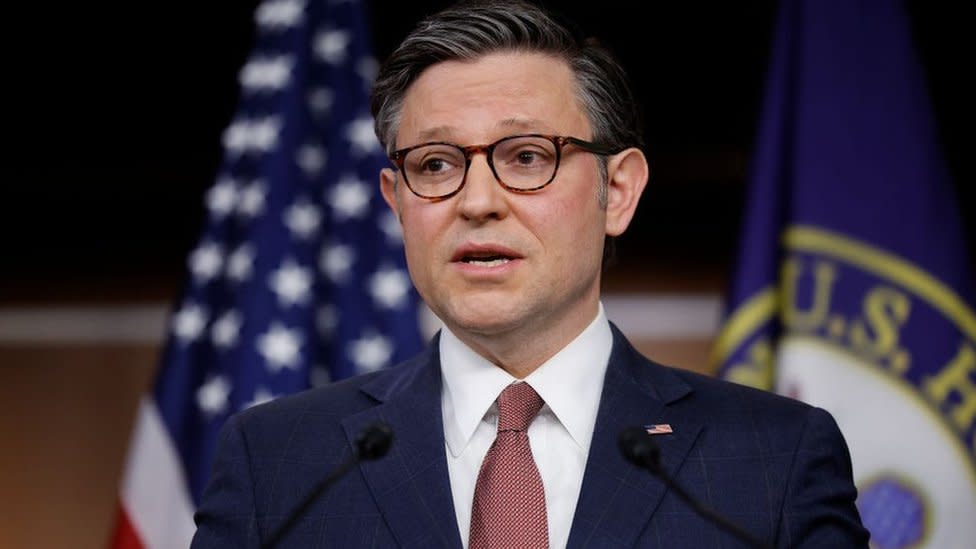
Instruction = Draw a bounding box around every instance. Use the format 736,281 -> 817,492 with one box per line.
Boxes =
618,426 -> 661,470
356,423 -> 394,460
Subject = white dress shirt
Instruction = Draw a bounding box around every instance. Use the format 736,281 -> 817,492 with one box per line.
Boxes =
440,304 -> 613,549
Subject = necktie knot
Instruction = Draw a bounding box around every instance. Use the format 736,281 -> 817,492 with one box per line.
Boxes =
497,382 -> 543,432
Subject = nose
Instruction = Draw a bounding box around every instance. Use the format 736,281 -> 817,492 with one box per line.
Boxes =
455,153 -> 510,222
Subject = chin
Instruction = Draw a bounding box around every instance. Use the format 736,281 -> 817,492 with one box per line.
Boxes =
440,300 -> 525,337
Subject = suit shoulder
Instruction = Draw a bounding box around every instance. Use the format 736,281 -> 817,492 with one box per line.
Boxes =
681,366 -> 806,406
655,359 -> 828,428
613,324 -> 816,419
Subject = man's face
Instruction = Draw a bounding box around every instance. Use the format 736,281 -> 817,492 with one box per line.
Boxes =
380,52 -> 618,352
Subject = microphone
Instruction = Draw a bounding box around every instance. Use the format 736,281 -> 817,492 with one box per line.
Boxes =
618,427 -> 773,549
262,422 -> 394,549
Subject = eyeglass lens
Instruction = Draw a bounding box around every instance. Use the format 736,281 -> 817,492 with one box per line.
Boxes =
401,135 -> 558,197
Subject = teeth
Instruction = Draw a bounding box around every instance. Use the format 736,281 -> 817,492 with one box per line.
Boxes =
465,258 -> 510,267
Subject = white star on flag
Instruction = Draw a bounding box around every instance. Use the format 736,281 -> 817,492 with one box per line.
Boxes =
369,268 -> 411,309
320,243 -> 355,282
328,175 -> 371,219
172,303 -> 208,342
226,244 -> 255,282
223,116 -> 282,156
239,55 -> 294,92
350,333 -> 393,373
283,200 -> 322,239
206,177 -> 238,217
356,56 -> 379,84
211,310 -> 243,349
244,387 -> 275,409
189,242 -> 224,282
269,259 -> 313,306
196,375 -> 231,416
255,0 -> 305,31
379,210 -> 403,244
346,117 -> 381,156
296,143 -> 327,176
307,88 -> 335,116
316,305 -> 338,336
310,366 -> 332,387
257,323 -> 302,371
314,29 -> 351,65
236,181 -> 267,218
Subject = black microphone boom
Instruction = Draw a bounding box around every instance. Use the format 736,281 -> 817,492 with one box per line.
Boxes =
261,422 -> 394,548
618,426 -> 773,549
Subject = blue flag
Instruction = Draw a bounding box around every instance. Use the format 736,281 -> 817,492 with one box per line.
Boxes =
713,0 -> 976,546
113,1 -> 424,547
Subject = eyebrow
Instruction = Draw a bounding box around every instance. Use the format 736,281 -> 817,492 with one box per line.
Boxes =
414,118 -> 554,142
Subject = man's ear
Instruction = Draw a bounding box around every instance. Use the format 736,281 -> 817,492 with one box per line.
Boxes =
604,147 -> 649,236
380,167 -> 400,218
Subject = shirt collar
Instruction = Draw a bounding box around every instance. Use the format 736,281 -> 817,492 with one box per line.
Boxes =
440,303 -> 613,457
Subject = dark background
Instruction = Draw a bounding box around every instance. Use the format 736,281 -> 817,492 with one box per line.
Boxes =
4,1 -> 970,302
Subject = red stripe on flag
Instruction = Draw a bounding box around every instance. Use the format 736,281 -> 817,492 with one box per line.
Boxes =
108,505 -> 146,549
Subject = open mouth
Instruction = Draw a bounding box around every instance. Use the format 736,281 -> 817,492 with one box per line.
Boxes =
461,254 -> 511,267
452,245 -> 521,267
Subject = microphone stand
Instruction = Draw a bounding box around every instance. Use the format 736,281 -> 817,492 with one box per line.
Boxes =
261,423 -> 393,549
619,427 -> 773,549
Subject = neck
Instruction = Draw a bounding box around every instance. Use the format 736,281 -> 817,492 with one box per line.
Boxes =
450,300 -> 601,378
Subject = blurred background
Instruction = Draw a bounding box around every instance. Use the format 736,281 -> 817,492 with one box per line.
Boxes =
1,1 -> 971,547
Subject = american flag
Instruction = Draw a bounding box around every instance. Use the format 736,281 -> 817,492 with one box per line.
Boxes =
110,1 -> 424,547
644,424 -> 673,435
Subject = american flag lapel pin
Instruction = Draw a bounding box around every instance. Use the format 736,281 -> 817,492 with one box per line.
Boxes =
644,423 -> 673,435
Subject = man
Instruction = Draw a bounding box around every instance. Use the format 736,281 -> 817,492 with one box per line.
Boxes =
191,1 -> 869,547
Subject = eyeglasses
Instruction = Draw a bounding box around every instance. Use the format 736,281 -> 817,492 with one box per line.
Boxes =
389,134 -> 621,201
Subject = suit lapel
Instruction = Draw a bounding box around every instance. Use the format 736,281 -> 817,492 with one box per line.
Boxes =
567,325 -> 704,548
341,338 -> 463,549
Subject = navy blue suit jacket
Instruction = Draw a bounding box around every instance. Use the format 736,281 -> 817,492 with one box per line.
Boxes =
191,325 -> 869,548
